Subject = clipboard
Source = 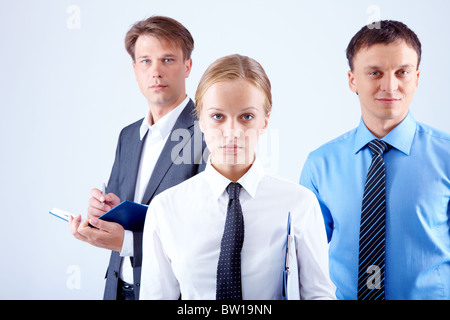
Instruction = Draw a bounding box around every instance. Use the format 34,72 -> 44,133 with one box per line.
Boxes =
282,212 -> 300,300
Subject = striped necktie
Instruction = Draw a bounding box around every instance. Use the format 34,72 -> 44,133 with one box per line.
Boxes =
358,139 -> 390,300
216,182 -> 244,300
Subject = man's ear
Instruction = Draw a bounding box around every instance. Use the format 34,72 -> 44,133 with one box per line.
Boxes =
348,70 -> 358,94
185,58 -> 193,78
414,69 -> 420,91
132,61 -> 137,79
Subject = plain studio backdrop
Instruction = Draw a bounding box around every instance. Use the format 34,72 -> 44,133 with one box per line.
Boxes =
0,0 -> 448,299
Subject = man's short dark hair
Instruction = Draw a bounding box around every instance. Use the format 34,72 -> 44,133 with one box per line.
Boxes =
125,16 -> 194,62
346,20 -> 422,70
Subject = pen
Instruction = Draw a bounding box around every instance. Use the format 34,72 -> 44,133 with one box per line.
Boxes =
101,183 -> 106,208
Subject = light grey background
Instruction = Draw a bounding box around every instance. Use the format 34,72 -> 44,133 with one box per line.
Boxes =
1,0 -> 448,299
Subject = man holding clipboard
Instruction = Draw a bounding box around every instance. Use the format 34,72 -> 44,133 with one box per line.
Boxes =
68,16 -> 206,300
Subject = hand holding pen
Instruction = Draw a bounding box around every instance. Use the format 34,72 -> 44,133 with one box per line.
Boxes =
69,183 -> 124,252
87,183 -> 121,221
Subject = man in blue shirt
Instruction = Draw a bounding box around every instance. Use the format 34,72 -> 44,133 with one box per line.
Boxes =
300,20 -> 449,300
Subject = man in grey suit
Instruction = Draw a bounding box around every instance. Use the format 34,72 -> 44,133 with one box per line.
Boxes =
69,16 -> 206,300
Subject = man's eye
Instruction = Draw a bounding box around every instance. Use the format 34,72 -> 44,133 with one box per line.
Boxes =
164,58 -> 173,63
369,71 -> 380,76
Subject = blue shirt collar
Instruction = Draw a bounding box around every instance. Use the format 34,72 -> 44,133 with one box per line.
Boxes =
353,112 -> 416,155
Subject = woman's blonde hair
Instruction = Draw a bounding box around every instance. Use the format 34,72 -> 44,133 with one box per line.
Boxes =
195,54 -> 272,116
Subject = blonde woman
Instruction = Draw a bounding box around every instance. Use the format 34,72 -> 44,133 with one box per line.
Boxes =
140,54 -> 335,300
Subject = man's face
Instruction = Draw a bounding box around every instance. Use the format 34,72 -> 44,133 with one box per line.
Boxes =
348,40 -> 420,136
133,35 -> 192,110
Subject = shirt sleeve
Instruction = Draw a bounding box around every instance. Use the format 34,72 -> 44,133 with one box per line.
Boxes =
299,155 -> 334,242
295,194 -> 336,300
119,230 -> 134,257
140,198 -> 180,300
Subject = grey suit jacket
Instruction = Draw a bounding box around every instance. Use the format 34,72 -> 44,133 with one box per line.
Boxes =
103,99 -> 207,299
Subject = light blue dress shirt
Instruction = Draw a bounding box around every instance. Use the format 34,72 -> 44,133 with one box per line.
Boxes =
300,112 -> 450,299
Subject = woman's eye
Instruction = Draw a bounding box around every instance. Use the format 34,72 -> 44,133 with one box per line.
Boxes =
241,114 -> 254,121
212,114 -> 223,120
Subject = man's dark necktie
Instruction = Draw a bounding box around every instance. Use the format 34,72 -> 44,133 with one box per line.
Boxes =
358,139 -> 390,300
216,182 -> 244,300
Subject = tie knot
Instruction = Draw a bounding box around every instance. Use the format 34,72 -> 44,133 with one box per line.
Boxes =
368,139 -> 390,156
226,182 -> 242,200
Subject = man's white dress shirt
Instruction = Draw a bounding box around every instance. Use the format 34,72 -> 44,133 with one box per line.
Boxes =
140,156 -> 335,299
119,96 -> 189,283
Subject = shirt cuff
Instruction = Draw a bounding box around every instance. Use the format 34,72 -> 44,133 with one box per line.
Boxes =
119,230 -> 134,257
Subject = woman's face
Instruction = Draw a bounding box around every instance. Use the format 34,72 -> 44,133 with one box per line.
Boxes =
199,79 -> 269,168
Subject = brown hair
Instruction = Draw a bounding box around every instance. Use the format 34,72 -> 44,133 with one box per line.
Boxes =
125,16 -> 194,62
195,54 -> 272,116
346,20 -> 422,70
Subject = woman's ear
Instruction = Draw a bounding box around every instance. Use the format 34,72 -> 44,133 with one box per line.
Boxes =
260,112 -> 270,135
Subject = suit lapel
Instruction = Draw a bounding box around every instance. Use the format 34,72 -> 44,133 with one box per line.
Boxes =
124,124 -> 147,201
140,100 -> 196,205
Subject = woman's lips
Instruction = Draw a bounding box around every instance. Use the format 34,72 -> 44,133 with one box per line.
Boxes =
221,144 -> 241,153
